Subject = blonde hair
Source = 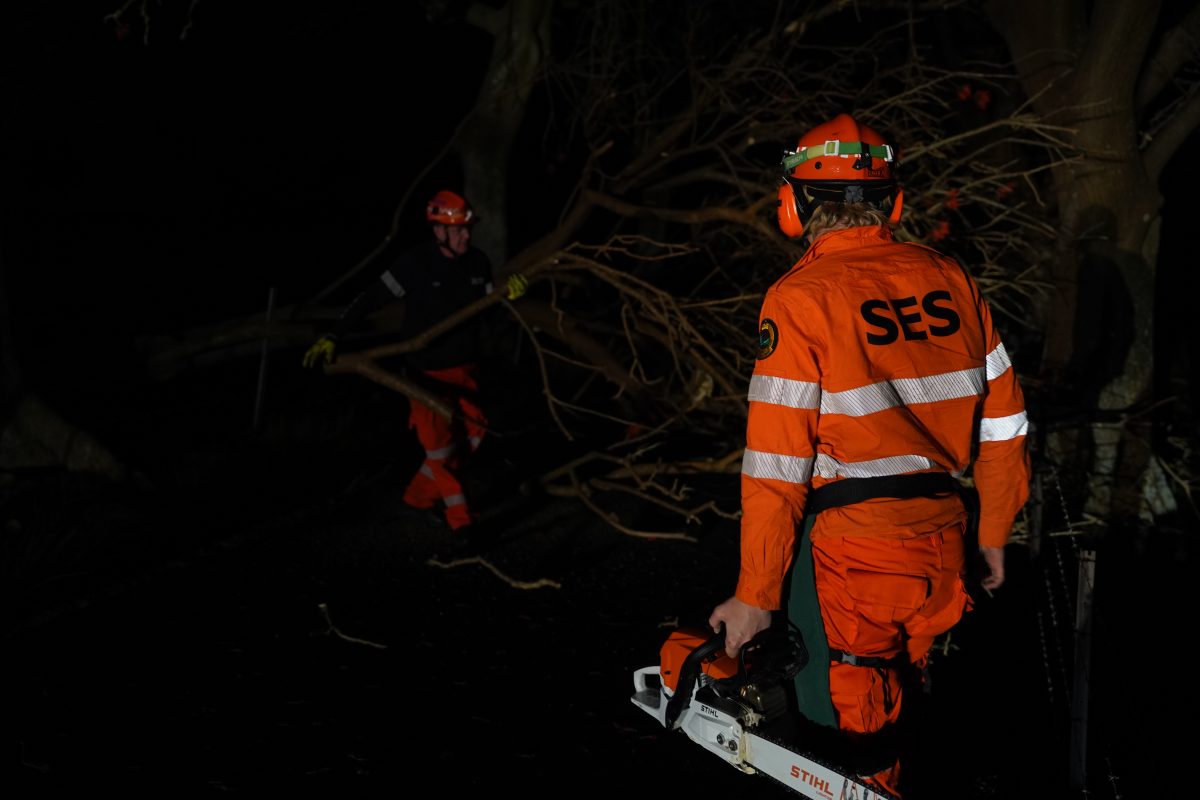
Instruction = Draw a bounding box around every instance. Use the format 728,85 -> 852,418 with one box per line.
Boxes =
805,202 -> 891,242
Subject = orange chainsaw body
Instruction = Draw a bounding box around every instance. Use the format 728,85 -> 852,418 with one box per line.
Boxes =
658,627 -> 738,693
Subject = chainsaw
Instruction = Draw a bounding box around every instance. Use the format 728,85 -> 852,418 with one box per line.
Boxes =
630,624 -> 899,800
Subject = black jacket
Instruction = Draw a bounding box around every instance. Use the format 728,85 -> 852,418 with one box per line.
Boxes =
331,240 -> 494,371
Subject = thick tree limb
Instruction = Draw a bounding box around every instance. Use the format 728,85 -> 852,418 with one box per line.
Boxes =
1144,89 -> 1200,183
1136,2 -> 1200,113
322,354 -> 455,420
1077,0 -> 1160,101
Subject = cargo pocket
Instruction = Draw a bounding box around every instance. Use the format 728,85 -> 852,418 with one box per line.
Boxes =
846,569 -> 930,624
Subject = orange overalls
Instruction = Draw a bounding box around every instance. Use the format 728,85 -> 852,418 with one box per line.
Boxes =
401,364 -> 488,531
736,226 -> 1030,796
329,239 -> 495,533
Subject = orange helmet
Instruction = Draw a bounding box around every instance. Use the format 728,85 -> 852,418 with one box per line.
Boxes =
425,190 -> 474,226
776,113 -> 902,238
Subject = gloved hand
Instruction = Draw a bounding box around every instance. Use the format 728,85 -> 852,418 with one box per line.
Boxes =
505,273 -> 529,300
303,335 -> 337,369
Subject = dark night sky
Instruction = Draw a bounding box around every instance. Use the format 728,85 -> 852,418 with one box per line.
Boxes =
4,4 -> 488,336
2,4 -> 507,439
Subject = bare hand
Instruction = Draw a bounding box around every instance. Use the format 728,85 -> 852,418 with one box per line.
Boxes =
979,545 -> 1005,591
708,596 -> 772,659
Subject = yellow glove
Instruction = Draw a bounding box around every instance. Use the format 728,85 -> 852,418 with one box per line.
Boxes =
505,273 -> 529,300
303,335 -> 337,369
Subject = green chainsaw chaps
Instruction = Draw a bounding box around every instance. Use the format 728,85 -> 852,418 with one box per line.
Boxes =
786,514 -> 837,728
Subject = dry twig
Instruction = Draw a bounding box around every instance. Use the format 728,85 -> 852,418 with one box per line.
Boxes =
316,602 -> 388,650
426,555 -> 563,589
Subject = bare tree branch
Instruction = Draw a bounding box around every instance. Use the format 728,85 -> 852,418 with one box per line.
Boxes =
1144,86 -> 1200,182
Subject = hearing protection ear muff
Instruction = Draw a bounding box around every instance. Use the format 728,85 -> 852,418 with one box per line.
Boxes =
776,180 -> 806,238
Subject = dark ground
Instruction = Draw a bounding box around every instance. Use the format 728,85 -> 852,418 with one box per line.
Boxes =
1,357 -> 1185,799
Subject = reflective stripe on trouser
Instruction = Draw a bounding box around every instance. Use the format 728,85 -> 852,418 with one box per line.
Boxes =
402,463 -> 439,511
401,365 -> 486,530
808,521 -> 970,797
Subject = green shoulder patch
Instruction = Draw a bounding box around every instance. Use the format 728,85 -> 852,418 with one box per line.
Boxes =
757,318 -> 779,360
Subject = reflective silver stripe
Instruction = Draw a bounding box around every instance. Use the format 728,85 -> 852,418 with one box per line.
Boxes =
821,366 -> 985,417
748,374 -> 820,409
485,281 -> 494,294
419,465 -> 435,479
748,345 -> 1012,418
986,342 -> 1011,381
380,270 -> 406,298
443,494 -> 466,507
426,443 -> 457,460
468,435 -> 483,451
979,410 -> 1028,442
741,448 -> 813,484
813,452 -> 941,480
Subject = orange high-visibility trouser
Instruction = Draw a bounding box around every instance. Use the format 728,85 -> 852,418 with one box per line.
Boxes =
811,522 -> 970,795
401,365 -> 487,531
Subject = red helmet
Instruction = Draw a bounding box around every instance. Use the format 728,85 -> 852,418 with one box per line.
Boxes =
776,114 -> 902,238
426,190 -> 474,226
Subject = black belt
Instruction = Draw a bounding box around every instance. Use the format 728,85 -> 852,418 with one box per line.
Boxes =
804,471 -> 963,515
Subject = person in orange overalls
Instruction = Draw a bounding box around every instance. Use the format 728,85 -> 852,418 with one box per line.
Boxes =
708,115 -> 1030,798
304,190 -> 528,547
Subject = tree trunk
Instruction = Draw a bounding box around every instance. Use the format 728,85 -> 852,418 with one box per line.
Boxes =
986,0 -> 1167,529
460,0 -> 555,268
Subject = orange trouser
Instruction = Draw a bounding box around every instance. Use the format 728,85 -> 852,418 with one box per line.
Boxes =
811,523 -> 970,796
401,365 -> 487,531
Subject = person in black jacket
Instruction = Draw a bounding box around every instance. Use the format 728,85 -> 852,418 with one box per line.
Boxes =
303,189 -> 527,545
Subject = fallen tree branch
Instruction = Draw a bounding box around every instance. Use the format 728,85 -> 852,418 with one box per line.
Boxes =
322,354 -> 455,420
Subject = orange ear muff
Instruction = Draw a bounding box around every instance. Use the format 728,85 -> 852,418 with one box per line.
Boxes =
776,182 -> 805,238
888,187 -> 904,225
